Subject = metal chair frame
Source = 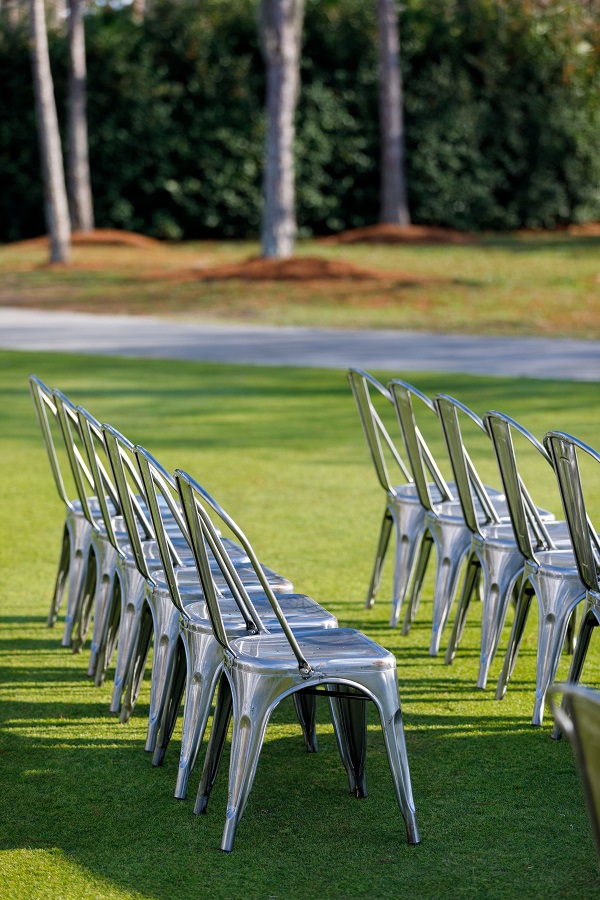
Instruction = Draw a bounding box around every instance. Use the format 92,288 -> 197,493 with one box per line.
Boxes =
175,468 -> 420,852
434,394 -> 565,688
544,432 -> 600,738
133,445 -> 341,800
485,412 -> 586,725
347,368 -> 432,631
29,376 -> 94,646
389,380 -> 508,656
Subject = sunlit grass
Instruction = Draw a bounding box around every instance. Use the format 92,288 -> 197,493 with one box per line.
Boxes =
1,349 -> 599,898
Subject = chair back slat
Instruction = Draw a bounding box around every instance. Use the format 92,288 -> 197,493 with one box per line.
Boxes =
77,406 -> 125,555
388,380 -> 453,511
176,469 -> 313,674
484,412 -> 556,562
434,394 -> 501,535
102,425 -> 155,581
545,432 -> 600,594
348,368 -> 411,494
53,390 -> 99,532
29,376 -> 73,510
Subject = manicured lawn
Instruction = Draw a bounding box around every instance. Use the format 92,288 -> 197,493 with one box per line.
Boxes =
1,349 -> 599,899
0,232 -> 598,338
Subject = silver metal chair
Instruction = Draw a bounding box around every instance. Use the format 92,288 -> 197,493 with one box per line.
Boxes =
544,432 -> 600,738
485,412 -> 586,725
133,445 -> 342,800
175,468 -> 420,852
434,394 -> 565,688
548,683 -> 600,861
347,368 -> 432,630
389,380 -> 509,656
101,426 -> 294,743
29,376 -> 93,646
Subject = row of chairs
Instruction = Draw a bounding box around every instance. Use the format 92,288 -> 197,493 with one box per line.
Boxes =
30,375 -> 420,852
349,368 -> 600,728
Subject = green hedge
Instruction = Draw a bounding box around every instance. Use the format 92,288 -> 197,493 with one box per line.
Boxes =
0,0 -> 598,241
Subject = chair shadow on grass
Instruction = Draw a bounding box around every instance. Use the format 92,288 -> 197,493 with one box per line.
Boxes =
0,655 -> 598,900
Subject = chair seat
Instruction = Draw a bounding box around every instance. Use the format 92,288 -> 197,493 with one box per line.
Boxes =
479,519 -> 572,549
230,627 -> 396,675
183,591 -> 336,634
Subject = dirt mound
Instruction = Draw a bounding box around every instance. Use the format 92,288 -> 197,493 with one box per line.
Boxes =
567,222 -> 600,237
11,229 -> 160,250
187,255 -> 430,282
319,223 -> 477,246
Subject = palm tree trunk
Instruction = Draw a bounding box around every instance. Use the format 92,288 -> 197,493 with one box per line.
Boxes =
376,0 -> 410,225
259,0 -> 305,259
67,0 -> 94,231
29,0 -> 71,262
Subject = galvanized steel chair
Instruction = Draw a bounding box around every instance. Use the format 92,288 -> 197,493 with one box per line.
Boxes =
389,380 -> 509,656
347,368 -> 432,630
548,683 -> 600,861
434,394 -> 565,688
133,445 -> 342,800
485,412 -> 586,725
29,376 -> 94,646
544,432 -> 600,737
175,468 -> 420,852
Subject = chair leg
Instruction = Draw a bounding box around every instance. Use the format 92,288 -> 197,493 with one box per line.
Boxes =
119,601 -> 153,723
477,553 -> 524,690
376,677 -> 420,845
332,686 -> 368,798
565,606 -> 578,655
109,572 -> 147,708
194,674 -> 234,815
445,551 -> 480,665
153,637 -> 187,766
552,608 -> 599,739
389,503 -> 428,629
428,518 -> 471,656
401,531 -> 433,636
144,599 -> 182,754
95,577 -> 122,688
495,582 -> 535,700
292,691 -> 318,754
365,507 -> 393,609
61,534 -> 93,648
48,524 -> 71,627
72,550 -> 97,654
218,674 -> 278,852
175,631 -> 224,800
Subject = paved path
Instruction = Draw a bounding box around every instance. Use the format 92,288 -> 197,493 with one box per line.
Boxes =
1,307 -> 598,381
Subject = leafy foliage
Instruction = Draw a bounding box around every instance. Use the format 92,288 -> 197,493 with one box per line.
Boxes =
0,0 -> 598,240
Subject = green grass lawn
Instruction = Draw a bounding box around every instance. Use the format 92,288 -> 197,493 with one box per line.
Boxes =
1,349 -> 600,899
0,232 -> 598,338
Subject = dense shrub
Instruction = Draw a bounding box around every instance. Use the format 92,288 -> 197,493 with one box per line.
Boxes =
0,0 -> 598,240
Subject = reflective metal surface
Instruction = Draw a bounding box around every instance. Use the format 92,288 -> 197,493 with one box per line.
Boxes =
176,470 -> 420,852
485,412 -> 586,725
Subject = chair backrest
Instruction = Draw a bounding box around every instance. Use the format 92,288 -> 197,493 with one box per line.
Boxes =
77,405 -> 125,556
101,424 -> 156,582
135,446 -> 264,633
549,683 -> 600,861
483,411 -> 558,563
175,468 -> 313,676
388,379 -> 454,512
544,432 -> 600,595
433,394 -> 501,536
347,368 -> 412,495
29,375 -> 74,510
53,390 -> 100,533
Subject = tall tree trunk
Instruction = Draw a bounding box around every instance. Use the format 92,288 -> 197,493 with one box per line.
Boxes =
376,0 -> 410,225
67,0 -> 93,231
259,0 -> 305,259
29,0 -> 71,262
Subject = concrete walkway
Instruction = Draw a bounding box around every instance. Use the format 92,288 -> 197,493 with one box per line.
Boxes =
0,307 -> 598,381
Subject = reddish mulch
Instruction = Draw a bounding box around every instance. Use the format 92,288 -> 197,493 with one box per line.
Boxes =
319,223 -> 477,245
11,229 -> 161,250
170,255 -> 438,283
